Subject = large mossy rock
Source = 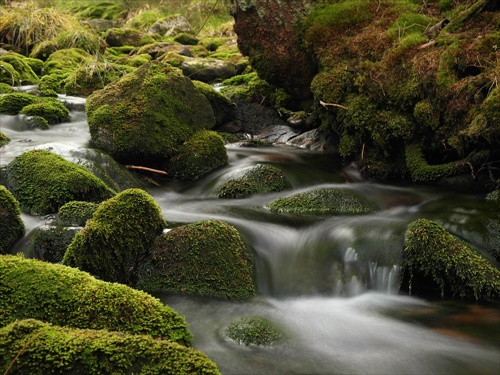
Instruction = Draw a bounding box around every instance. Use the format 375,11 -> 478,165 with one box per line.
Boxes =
86,61 -> 216,166
0,53 -> 40,85
0,255 -> 192,346
218,164 -> 290,199
0,185 -> 24,254
0,92 -> 69,125
168,130 -> 228,181
268,187 -> 378,215
179,57 -> 240,83
138,219 -> 255,300
63,189 -> 165,286
0,319 -> 220,375
402,219 -> 500,300
193,80 -> 235,127
6,150 -> 115,215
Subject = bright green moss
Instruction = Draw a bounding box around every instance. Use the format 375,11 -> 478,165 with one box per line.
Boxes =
405,144 -> 460,182
26,115 -> 50,130
402,219 -> 500,300
31,29 -> 107,58
6,149 -> 115,215
226,316 -> 285,346
268,188 -> 378,215
63,189 -> 165,286
86,61 -> 215,165
0,255 -> 192,346
168,130 -> 228,181
218,164 -> 290,199
138,219 -> 255,300
0,319 -> 220,375
0,93 -> 38,115
192,80 -> 235,127
0,53 -> 40,85
38,73 -> 69,93
43,48 -> 93,76
0,132 -> 10,147
105,27 -> 148,47
19,99 -> 69,124
0,82 -> 12,94
0,185 -> 24,254
0,61 -> 20,85
57,201 -> 100,227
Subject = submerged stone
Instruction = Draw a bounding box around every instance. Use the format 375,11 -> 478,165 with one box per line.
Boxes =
226,316 -> 285,346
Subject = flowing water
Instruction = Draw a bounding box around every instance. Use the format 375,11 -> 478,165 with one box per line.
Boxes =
1,97 -> 499,374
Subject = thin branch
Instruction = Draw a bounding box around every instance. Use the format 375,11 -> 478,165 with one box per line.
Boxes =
125,165 -> 168,175
319,100 -> 349,111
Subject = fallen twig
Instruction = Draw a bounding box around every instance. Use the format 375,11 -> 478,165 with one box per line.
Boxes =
125,165 -> 168,175
319,100 -> 349,111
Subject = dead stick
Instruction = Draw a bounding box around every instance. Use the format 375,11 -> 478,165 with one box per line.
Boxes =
125,165 -> 168,175
319,100 -> 349,111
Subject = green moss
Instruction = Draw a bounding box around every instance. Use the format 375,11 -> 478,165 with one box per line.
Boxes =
19,99 -> 69,125
386,13 -> 436,42
26,115 -> 50,130
86,61 -> 215,165
62,189 -> 165,286
218,164 -> 290,199
405,144 -> 461,182
402,219 -> 500,300
0,255 -> 192,346
0,61 -> 20,85
486,189 -> 500,203
105,27 -> 148,47
0,82 -> 12,94
0,319 -> 220,375
199,37 -> 230,52
127,9 -> 161,31
0,53 -> 40,85
192,80 -> 235,127
43,48 -> 93,76
413,99 -> 440,129
0,185 -> 24,254
138,219 -> 255,300
6,149 -> 115,215
34,226 -> 78,263
57,201 -> 99,227
268,188 -> 379,215
0,132 -> 10,147
113,53 -> 152,68
477,86 -> 500,143
38,73 -> 68,93
226,316 -> 285,346
0,93 -> 38,115
174,33 -> 199,45
169,130 -> 228,181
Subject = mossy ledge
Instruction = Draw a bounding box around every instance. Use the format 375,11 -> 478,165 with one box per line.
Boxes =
268,187 -> 378,215
0,254 -> 192,346
402,219 -> 500,300
6,149 -> 115,215
0,319 -> 220,375
0,185 -> 25,254
138,219 -> 255,300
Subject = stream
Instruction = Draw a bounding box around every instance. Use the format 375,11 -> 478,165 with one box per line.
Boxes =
1,98 -> 499,375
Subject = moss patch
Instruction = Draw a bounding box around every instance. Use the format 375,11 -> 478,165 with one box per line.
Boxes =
402,219 -> 500,300
19,99 -> 69,125
6,150 -> 115,215
0,185 -> 24,254
138,219 -> 255,300
226,316 -> 285,346
57,201 -> 99,227
0,319 -> 220,375
62,189 -> 165,286
268,188 -> 378,215
0,132 -> 10,148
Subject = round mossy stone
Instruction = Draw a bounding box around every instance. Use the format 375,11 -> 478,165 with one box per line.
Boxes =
226,316 -> 285,346
0,185 -> 25,254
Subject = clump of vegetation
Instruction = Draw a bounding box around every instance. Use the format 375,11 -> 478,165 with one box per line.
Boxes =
168,130 -> 228,181
192,80 -> 235,127
33,226 -> 78,263
86,61 -> 215,166
0,185 -> 24,254
226,316 -> 285,346
0,319 -> 220,375
218,164 -> 290,199
0,93 -> 39,114
405,144 -> 462,182
43,48 -> 93,75
402,219 -> 500,300
0,82 -> 12,94
57,201 -> 100,226
19,99 -> 69,124
0,5 -> 85,54
0,53 -> 40,84
0,254 -> 193,345
6,149 -> 115,215
138,219 -> 255,300
268,187 -> 378,215
63,189 -> 165,286
0,132 -> 10,147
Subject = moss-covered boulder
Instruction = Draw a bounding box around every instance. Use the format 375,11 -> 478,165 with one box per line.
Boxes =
86,61 -> 215,166
0,319 -> 220,375
63,189 -> 165,286
57,201 -> 100,227
226,316 -> 285,346
105,27 -> 150,47
0,60 -> 20,85
6,149 -> 115,215
0,185 -> 24,254
180,57 -> 239,83
268,188 -> 378,215
193,80 -> 236,127
0,53 -> 39,85
138,219 -> 255,300
402,219 -> 500,300
0,254 -> 192,345
0,93 -> 38,115
168,130 -> 228,181
218,164 -> 290,199
0,132 -> 10,147
19,99 -> 69,124
43,48 -> 93,76
33,226 -> 79,263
